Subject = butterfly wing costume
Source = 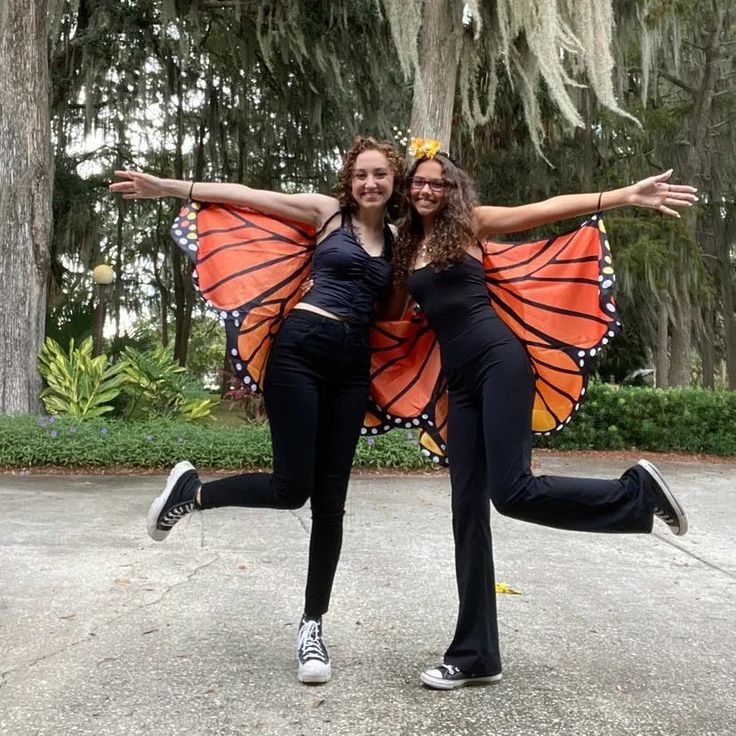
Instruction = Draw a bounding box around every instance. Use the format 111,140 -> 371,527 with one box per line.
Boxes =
173,204 -> 620,462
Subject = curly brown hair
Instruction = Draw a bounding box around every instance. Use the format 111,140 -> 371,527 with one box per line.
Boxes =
334,136 -> 405,219
393,153 -> 478,285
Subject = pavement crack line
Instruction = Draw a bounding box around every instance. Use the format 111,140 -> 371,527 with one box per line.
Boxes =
288,509 -> 311,536
0,554 -> 221,688
654,532 -> 736,580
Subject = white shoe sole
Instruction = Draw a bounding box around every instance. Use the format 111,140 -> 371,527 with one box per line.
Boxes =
420,670 -> 502,690
146,461 -> 196,542
637,459 -> 688,536
298,661 -> 331,684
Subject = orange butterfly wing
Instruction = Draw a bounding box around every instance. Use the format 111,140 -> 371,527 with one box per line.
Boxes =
172,202 -> 316,391
364,308 -> 449,462
483,217 -> 620,433
367,217 -> 621,465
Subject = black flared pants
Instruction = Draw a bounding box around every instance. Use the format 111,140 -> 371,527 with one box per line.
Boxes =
443,315 -> 654,675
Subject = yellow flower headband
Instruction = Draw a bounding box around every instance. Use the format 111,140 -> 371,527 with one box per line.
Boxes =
409,137 -> 441,160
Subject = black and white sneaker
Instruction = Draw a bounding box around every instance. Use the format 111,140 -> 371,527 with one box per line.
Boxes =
637,459 -> 688,536
420,663 -> 502,690
296,616 -> 331,684
146,461 -> 201,542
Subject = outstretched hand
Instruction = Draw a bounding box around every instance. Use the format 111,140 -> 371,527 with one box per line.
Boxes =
629,170 -> 698,218
109,170 -> 167,199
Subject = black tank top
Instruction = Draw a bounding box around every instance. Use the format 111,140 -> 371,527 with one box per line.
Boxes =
408,254 -> 499,370
300,211 -> 393,325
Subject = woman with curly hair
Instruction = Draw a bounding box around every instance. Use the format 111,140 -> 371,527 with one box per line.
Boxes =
111,136 -> 404,684
395,148 -> 696,691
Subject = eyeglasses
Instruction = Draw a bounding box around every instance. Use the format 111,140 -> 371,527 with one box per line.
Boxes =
409,177 -> 450,193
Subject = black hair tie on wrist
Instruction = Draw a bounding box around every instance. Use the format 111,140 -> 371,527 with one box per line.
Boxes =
188,181 -> 195,200
596,191 -> 603,213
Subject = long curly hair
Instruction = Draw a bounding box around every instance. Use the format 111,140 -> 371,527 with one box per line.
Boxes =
393,153 -> 478,285
334,136 -> 405,220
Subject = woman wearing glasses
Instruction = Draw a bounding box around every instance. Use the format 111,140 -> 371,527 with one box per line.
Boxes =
393,144 -> 696,690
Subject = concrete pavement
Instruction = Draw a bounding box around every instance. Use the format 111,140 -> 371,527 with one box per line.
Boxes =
0,453 -> 734,736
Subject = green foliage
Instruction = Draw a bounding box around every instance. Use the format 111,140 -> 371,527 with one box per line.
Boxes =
118,345 -> 219,421
0,416 -> 426,470
0,384 -> 733,470
36,337 -> 124,418
535,382 -> 736,455
45,299 -> 95,349
37,337 -> 218,422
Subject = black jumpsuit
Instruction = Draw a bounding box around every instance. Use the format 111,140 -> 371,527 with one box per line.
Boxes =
409,254 -> 654,675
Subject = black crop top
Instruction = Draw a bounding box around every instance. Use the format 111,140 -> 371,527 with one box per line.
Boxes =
300,211 -> 393,325
408,254 -> 499,370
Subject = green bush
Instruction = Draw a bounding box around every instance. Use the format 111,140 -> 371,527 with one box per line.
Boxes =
118,345 -> 218,421
36,338 -> 218,422
1,383 -> 734,470
37,337 -> 124,418
0,416 -> 427,470
535,383 -> 736,455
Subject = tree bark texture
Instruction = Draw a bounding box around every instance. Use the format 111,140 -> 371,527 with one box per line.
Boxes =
656,293 -> 670,389
670,5 -> 727,387
0,0 -> 51,413
410,0 -> 463,147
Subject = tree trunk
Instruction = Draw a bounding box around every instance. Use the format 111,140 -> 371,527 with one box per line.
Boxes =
672,5 -> 727,387
717,205 -> 736,390
0,0 -> 51,414
656,294 -> 669,389
701,310 -> 715,390
410,0 -> 463,147
668,270 -> 692,387
171,72 -> 194,367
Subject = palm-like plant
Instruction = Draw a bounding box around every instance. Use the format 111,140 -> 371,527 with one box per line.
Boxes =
37,337 -> 124,418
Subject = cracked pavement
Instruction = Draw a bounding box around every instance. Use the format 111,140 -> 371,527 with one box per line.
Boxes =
1,453 -> 734,736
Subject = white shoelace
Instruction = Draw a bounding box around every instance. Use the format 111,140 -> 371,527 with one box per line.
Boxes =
653,505 -> 676,526
297,620 -> 328,663
160,501 -> 195,529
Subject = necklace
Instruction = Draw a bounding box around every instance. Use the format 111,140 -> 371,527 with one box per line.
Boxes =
415,240 -> 432,267
351,217 -> 384,256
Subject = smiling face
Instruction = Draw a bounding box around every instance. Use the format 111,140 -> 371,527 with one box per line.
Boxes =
409,159 -> 450,220
350,150 -> 395,213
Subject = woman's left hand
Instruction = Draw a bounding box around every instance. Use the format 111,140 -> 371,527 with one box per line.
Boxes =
628,170 -> 698,218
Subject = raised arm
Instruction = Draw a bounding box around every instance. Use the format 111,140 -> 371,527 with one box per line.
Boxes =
474,170 -> 698,238
110,170 -> 338,229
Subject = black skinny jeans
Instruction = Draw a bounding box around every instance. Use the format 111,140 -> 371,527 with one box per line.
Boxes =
200,310 -> 371,618
443,312 -> 654,676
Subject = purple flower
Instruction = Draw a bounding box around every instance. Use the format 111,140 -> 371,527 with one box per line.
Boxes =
100,427 -> 109,435
145,434 -> 154,442
48,415 -> 57,424
38,416 -> 47,428
50,430 -> 58,438
365,437 -> 376,446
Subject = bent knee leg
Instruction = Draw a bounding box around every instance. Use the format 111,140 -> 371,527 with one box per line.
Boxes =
270,475 -> 312,509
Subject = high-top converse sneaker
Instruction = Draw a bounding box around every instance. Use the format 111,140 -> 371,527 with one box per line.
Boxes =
636,459 -> 688,536
420,663 -> 503,690
146,461 -> 201,541
296,616 -> 331,684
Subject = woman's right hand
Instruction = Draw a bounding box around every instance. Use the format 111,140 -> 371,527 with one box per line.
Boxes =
109,170 -> 170,199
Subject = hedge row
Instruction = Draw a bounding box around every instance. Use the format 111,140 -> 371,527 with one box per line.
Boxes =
0,383 -> 734,470
0,415 -> 428,470
537,383 -> 736,455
